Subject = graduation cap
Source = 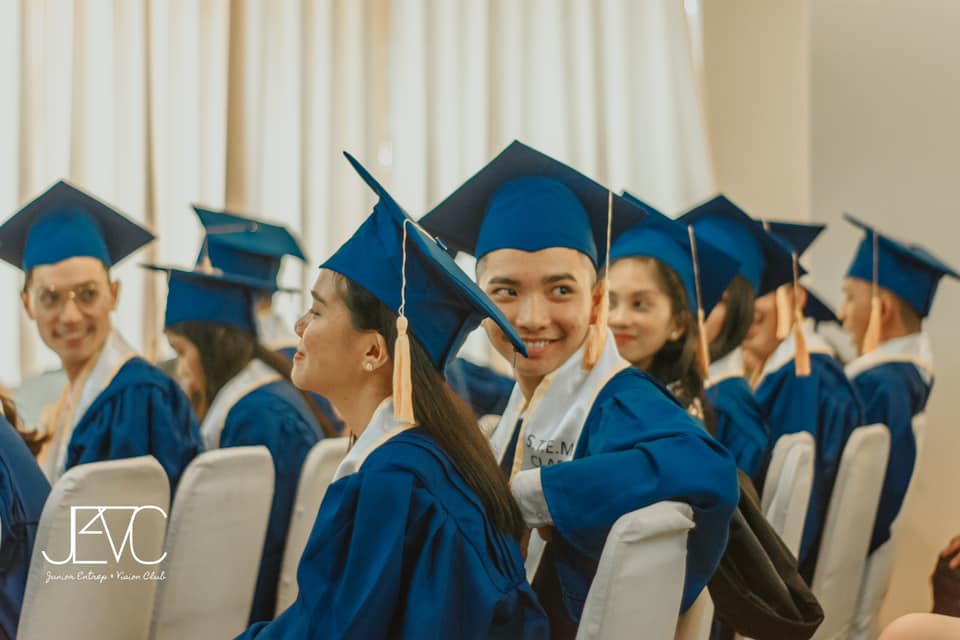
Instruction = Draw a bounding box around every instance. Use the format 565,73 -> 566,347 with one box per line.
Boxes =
418,140 -> 648,266
323,151 -> 528,424
418,140 -> 648,369
765,221 -> 826,257
615,193 -> 740,318
613,192 -> 741,376
0,180 -> 154,271
193,207 -> 307,292
678,195 -> 796,297
845,213 -> 959,319
142,265 -> 275,336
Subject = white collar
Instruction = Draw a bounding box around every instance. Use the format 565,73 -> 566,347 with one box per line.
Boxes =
753,320 -> 835,389
845,332 -> 934,384
332,398 -> 414,482
200,358 -> 281,449
706,347 -> 745,389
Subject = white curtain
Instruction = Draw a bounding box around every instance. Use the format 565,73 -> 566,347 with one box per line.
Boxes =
1,0 -> 713,387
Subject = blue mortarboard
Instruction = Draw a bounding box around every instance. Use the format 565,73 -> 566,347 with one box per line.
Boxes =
844,213 -> 959,317
612,192 -> 740,316
766,221 -> 826,256
0,180 -> 154,271
679,195 -> 796,297
322,152 -> 527,370
418,140 -> 648,266
143,265 -> 276,336
193,207 -> 307,291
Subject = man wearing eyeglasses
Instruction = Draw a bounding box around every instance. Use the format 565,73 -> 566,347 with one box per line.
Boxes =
1,181 -> 202,489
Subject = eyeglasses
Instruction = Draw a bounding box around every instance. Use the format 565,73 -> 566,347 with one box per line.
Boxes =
29,283 -> 106,316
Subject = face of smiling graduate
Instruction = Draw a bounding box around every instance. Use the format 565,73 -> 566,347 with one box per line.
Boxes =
477,246 -> 602,399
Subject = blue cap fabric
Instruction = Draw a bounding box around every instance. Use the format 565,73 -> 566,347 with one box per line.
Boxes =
143,265 -> 274,336
766,221 -> 826,257
844,213 -> 959,317
804,287 -> 839,324
418,140 -> 648,266
679,195 -> 796,297
0,180 -> 154,271
193,207 -> 307,291
611,192 -> 740,316
321,152 -> 528,370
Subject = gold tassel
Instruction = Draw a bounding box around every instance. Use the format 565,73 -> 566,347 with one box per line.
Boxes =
775,285 -> 794,340
583,191 -> 614,369
393,220 -> 415,424
861,230 -> 882,354
393,315 -> 415,424
687,225 -> 711,378
790,252 -> 811,377
696,308 -> 711,379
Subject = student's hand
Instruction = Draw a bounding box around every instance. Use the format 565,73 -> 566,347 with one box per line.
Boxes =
940,535 -> 960,570
537,526 -> 554,543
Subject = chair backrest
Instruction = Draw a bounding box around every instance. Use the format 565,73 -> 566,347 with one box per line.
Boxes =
761,432 -> 816,556
674,590 -> 715,640
149,447 -> 274,640
811,424 -> 890,640
274,437 -> 348,616
849,412 -> 929,640
576,501 -> 695,640
18,456 -> 170,640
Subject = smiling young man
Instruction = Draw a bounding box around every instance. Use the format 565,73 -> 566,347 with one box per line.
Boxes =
420,142 -> 739,636
840,214 -> 958,556
0,181 -> 202,489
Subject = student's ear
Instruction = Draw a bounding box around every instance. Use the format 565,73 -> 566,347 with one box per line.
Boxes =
360,331 -> 391,374
21,290 -> 34,320
109,280 -> 121,311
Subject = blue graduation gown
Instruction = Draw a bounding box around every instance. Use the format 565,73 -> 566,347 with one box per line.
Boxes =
65,357 -> 203,491
445,357 -> 515,418
753,350 -> 863,578
536,368 -> 739,618
849,362 -> 931,552
277,346 -> 344,434
218,380 -> 323,624
707,376 -> 771,480
237,430 -> 549,639
0,417 -> 51,640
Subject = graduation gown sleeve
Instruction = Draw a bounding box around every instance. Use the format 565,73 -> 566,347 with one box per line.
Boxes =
0,418 -> 51,640
707,377 -> 772,480
64,358 -> 204,492
219,381 -> 322,624
237,432 -> 548,640
539,368 -> 740,616
853,363 -> 931,552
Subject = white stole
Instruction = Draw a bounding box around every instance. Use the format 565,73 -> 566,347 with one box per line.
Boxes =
200,358 -> 281,450
490,331 -> 630,472
705,347 -> 746,389
845,332 -> 934,385
332,398 -> 414,482
43,331 -> 138,482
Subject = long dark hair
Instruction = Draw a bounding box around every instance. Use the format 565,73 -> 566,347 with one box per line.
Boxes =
167,321 -> 338,437
336,274 -> 527,540
634,257 -> 716,432
0,390 -> 48,456
709,275 -> 755,362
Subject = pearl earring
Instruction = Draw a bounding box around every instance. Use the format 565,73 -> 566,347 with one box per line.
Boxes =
363,363 -> 373,372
